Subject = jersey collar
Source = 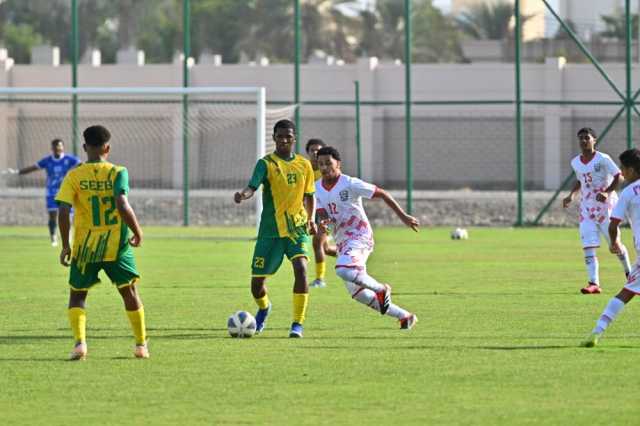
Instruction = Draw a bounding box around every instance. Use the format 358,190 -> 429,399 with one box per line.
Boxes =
321,173 -> 342,192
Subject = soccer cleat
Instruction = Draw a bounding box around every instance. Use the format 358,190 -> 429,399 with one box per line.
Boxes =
582,332 -> 602,348
400,314 -> 418,330
69,342 -> 87,361
580,283 -> 602,294
310,279 -> 327,288
289,322 -> 304,338
51,235 -> 58,247
376,284 -> 392,315
255,303 -> 272,334
134,343 -> 150,359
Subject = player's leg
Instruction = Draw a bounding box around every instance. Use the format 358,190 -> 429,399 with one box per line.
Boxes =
584,286 -> 637,347
599,221 -> 631,278
322,236 -> 337,257
287,235 -> 311,338
67,262 -> 100,360
105,250 -> 148,358
47,200 -> 58,246
251,238 -> 285,334
342,280 -> 417,329
334,247 -> 391,315
579,220 -> 602,294
311,233 -> 328,288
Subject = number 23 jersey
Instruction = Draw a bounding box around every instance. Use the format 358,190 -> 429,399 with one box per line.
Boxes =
570,151 -> 621,223
315,174 -> 376,251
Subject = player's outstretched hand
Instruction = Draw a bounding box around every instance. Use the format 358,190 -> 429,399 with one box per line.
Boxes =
318,219 -> 330,234
1,168 -> 18,175
60,246 -> 71,267
129,233 -> 143,247
402,214 -> 420,232
562,196 -> 572,208
595,192 -> 608,203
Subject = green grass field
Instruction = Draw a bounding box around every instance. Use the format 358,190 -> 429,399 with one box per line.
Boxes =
2,226 -> 640,425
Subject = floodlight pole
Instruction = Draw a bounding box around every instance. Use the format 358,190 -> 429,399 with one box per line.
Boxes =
404,0 -> 413,215
182,0 -> 191,226
71,0 -> 79,156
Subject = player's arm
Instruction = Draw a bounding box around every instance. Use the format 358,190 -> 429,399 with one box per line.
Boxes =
58,202 -> 72,266
316,207 -> 330,234
597,173 -> 622,203
14,165 -> 39,175
304,193 -> 316,235
372,187 -> 419,232
562,180 -> 581,208
116,194 -> 143,247
609,217 -> 623,254
235,159 -> 266,204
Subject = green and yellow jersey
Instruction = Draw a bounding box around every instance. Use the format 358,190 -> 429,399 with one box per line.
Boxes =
313,168 -> 322,181
248,153 -> 315,239
55,161 -> 130,272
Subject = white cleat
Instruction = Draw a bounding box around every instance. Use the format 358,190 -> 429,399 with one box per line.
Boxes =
310,279 -> 327,288
69,342 -> 87,361
400,314 -> 418,330
134,343 -> 150,359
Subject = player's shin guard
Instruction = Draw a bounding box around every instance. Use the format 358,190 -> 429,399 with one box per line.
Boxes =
126,306 -> 147,345
68,307 -> 86,343
584,247 -> 599,285
335,267 -> 384,292
594,297 -> 625,334
315,261 -> 326,280
617,245 -> 632,275
292,292 -> 308,324
343,281 -> 407,318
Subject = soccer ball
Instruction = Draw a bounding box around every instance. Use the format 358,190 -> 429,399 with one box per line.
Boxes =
227,311 -> 257,338
450,228 -> 469,240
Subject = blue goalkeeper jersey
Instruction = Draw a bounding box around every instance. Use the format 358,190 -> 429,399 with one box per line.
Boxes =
37,154 -> 81,197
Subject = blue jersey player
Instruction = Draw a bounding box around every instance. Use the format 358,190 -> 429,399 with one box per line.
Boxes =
10,139 -> 80,246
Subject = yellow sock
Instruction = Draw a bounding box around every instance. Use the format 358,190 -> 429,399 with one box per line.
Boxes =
68,307 -> 86,343
126,307 -> 147,345
292,292 -> 309,324
255,294 -> 270,310
315,261 -> 326,280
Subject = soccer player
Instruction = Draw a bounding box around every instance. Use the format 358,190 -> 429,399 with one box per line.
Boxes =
306,138 -> 337,288
234,119 -> 316,338
562,127 -> 631,294
583,148 -> 640,347
314,146 -> 419,329
3,138 -> 80,246
55,125 -> 148,360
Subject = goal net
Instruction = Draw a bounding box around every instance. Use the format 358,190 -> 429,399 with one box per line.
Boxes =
0,87 -> 295,226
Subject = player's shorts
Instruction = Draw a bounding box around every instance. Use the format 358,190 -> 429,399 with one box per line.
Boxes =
579,218 -> 611,248
68,247 -> 140,290
251,234 -> 311,277
46,195 -> 58,211
335,244 -> 372,270
624,263 -> 640,294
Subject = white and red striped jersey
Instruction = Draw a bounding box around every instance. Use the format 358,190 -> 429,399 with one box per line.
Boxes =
611,180 -> 640,252
315,174 -> 376,252
570,151 -> 621,223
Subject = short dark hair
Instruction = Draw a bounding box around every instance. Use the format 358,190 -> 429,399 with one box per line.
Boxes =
51,138 -> 63,147
305,138 -> 326,152
316,146 -> 341,162
83,125 -> 111,147
577,127 -> 597,138
273,119 -> 296,134
619,148 -> 640,174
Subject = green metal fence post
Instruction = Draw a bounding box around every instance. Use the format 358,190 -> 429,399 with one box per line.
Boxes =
514,0 -> 524,226
71,0 -> 79,156
182,0 -> 191,226
404,0 -> 413,215
354,80 -> 362,178
626,0 -> 633,149
294,0 -> 301,151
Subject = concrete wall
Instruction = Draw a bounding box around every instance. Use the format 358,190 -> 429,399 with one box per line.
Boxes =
0,58 -> 636,191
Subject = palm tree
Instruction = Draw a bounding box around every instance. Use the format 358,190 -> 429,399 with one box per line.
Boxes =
600,12 -> 638,39
455,0 -> 528,40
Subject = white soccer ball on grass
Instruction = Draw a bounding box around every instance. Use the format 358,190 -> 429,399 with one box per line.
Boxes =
450,228 -> 469,240
227,311 -> 257,338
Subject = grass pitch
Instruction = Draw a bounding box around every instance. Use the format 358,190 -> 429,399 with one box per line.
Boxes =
2,226 -> 640,425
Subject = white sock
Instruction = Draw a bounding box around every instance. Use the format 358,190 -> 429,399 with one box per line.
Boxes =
617,245 -> 632,275
343,281 -> 408,319
336,267 -> 385,292
593,297 -> 625,334
584,247 -> 599,285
